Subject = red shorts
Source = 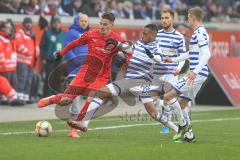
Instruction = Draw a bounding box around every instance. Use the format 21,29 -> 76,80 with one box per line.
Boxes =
64,65 -> 109,95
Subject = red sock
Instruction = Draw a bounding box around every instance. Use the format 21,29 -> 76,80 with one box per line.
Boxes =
77,101 -> 91,121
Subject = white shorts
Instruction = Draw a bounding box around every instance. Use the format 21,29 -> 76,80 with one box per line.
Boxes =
174,75 -> 207,100
159,74 -> 178,86
107,78 -> 173,104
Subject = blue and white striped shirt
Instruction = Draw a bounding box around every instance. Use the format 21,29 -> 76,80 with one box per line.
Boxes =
126,40 -> 160,82
189,26 -> 209,77
155,29 -> 186,76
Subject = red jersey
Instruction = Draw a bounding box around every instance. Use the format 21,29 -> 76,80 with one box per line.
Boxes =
61,29 -> 124,81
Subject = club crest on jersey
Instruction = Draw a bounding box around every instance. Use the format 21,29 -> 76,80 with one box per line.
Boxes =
170,40 -> 177,47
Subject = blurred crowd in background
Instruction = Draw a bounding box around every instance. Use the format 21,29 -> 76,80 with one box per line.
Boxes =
0,0 -> 240,22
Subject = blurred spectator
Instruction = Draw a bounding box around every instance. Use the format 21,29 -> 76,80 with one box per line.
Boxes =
123,1 -> 134,19
167,0 -> 178,9
0,21 -> 17,90
43,0 -> 69,16
95,0 -> 110,17
11,0 -> 21,14
15,17 -> 38,104
0,0 -> 16,14
115,1 -> 127,18
42,0 -> 57,15
225,6 -> 240,22
18,0 -> 30,14
0,76 -> 24,106
83,0 -> 101,17
177,3 -> 188,21
141,0 -> 155,20
40,16 -> 65,97
215,5 -> 225,22
63,0 -> 84,16
63,13 -> 89,78
181,0 -> 204,6
26,0 -> 40,15
207,3 -> 218,22
6,19 -> 16,38
109,0 -> 118,17
133,0 -> 144,19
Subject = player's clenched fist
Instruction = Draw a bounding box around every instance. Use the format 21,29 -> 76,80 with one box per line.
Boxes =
105,38 -> 121,51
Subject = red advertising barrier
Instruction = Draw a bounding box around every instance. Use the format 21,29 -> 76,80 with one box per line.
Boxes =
209,57 -> 240,106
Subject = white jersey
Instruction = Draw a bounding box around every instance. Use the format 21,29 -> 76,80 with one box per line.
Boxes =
189,26 -> 209,77
126,40 -> 160,82
155,29 -> 186,76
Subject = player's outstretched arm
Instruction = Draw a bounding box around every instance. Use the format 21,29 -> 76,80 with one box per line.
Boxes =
144,48 -> 162,62
105,38 -> 133,54
163,52 -> 189,63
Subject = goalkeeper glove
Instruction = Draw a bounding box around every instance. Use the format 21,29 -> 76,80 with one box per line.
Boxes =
105,38 -> 122,51
53,51 -> 62,61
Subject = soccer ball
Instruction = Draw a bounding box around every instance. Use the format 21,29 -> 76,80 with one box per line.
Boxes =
183,131 -> 196,142
35,121 -> 52,137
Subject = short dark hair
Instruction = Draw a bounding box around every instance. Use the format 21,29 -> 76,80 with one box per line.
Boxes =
161,9 -> 175,18
189,7 -> 204,22
144,24 -> 158,32
101,12 -> 115,22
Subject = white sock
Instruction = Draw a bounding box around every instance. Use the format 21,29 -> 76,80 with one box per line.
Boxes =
165,121 -> 178,132
157,112 -> 178,132
168,98 -> 185,126
182,107 -> 191,125
82,98 -> 103,127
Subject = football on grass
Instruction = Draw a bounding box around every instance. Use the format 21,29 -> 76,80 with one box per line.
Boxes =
35,121 -> 52,137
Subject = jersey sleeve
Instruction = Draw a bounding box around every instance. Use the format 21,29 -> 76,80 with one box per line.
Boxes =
196,30 -> 209,48
177,35 -> 187,55
60,31 -> 90,56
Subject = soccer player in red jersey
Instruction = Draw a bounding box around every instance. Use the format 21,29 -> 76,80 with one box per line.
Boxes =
37,12 -> 130,137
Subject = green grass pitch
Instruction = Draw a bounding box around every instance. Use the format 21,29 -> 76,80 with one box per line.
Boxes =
0,109 -> 240,160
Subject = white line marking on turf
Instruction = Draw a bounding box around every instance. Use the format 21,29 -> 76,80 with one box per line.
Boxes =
1,117 -> 240,136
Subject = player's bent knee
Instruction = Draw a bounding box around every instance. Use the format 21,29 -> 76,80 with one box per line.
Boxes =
95,86 -> 112,99
163,89 -> 177,103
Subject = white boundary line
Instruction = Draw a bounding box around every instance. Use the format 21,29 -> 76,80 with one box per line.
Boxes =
0,117 -> 240,136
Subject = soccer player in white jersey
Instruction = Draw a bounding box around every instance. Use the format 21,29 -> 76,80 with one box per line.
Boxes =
67,24 -> 188,138
156,9 -> 186,134
163,7 -> 212,142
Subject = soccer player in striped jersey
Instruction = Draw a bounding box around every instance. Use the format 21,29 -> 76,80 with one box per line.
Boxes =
67,24 -> 187,136
163,7 -> 211,142
155,9 -> 187,134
